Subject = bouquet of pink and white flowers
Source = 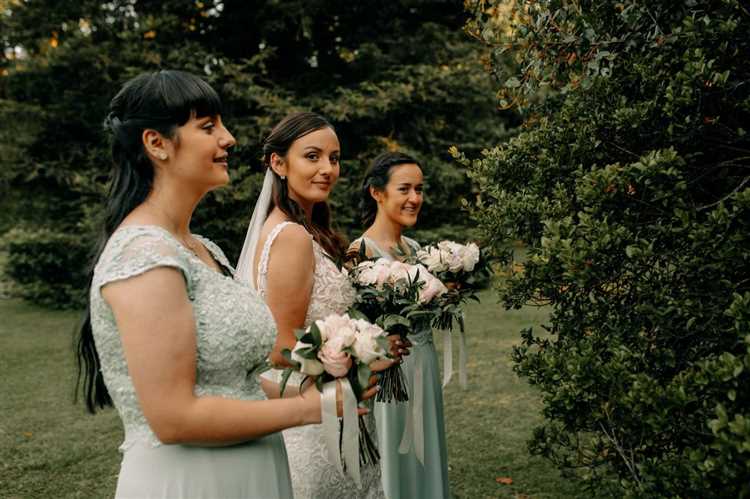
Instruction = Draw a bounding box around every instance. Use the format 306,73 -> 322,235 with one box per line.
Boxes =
281,313 -> 391,395
279,313 -> 390,484
348,255 -> 451,402
415,240 -> 490,331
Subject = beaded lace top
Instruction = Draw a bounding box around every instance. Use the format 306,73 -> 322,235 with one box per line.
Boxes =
90,225 -> 277,451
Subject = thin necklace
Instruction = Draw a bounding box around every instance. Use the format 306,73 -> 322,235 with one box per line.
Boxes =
180,235 -> 201,256
141,200 -> 199,256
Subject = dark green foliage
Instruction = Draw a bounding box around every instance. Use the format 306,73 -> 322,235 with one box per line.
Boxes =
0,1 -> 515,307
0,227 -> 89,308
461,1 -> 750,496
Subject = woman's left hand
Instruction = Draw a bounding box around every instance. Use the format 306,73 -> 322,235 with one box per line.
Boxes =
368,334 -> 411,372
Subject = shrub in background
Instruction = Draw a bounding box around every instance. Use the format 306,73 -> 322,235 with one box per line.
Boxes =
1,228 -> 89,308
460,1 -> 749,496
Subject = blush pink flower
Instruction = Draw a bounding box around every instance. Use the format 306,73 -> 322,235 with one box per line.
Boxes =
318,337 -> 353,377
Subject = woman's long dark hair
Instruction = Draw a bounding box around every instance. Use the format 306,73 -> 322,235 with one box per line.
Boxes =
359,151 -> 421,227
262,112 -> 347,260
76,70 -> 222,413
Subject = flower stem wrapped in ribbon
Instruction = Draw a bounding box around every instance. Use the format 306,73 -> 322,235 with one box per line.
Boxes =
279,313 -> 390,487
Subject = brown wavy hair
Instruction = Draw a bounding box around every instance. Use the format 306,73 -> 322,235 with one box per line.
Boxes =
262,112 -> 347,260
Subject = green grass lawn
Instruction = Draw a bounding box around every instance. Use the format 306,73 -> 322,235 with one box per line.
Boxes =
0,292 -> 587,498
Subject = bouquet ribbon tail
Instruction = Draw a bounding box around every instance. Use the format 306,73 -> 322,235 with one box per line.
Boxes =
442,329 -> 453,388
442,329 -> 468,390
459,329 -> 467,389
341,378 -> 361,488
322,379 -> 361,488
398,362 -> 425,464
322,381 -> 343,475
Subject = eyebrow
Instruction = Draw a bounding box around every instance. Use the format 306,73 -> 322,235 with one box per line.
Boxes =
303,146 -> 340,154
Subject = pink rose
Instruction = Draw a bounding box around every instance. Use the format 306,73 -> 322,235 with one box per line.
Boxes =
419,275 -> 448,303
318,337 -> 353,377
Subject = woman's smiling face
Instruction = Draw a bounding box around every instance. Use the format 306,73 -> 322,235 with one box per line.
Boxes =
372,163 -> 424,228
167,113 -> 236,190
273,126 -> 341,209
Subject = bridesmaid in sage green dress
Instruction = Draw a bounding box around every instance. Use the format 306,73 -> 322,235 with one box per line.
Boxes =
76,70 -> 375,498
348,151 -> 450,499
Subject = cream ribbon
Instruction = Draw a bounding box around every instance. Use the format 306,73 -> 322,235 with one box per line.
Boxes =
442,327 -> 468,389
398,361 -> 425,464
321,379 -> 361,488
397,320 -> 468,466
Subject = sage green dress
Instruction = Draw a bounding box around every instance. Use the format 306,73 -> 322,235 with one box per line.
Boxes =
90,225 -> 293,499
349,236 -> 451,499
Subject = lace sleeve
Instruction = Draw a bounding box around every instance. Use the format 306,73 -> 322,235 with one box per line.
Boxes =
93,227 -> 194,300
195,235 -> 235,276
403,236 -> 421,254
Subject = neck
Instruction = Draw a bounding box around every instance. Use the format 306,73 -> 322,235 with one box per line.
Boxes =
364,212 -> 404,248
288,191 -> 314,223
142,180 -> 203,238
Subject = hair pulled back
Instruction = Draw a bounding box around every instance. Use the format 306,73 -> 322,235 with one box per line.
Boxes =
359,151 -> 421,227
262,112 -> 347,259
76,70 -> 222,413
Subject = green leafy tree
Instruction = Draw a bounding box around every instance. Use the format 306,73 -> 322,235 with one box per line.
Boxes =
0,0 -> 514,307
460,0 -> 750,496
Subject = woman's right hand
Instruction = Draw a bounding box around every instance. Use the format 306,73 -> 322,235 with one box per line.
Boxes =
299,377 -> 379,423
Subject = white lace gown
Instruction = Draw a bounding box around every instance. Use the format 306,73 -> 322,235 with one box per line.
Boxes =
257,221 -> 385,499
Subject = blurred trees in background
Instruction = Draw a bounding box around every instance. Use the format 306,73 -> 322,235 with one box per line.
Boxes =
461,0 -> 750,496
0,0 -> 515,307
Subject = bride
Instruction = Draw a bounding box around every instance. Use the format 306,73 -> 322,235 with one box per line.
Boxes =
235,112 -> 406,498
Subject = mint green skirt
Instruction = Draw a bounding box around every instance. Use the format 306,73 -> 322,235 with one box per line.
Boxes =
115,433 -> 293,499
374,331 -> 450,499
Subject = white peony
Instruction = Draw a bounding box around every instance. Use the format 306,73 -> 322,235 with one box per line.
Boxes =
461,242 -> 480,272
291,340 -> 325,376
417,247 -> 448,273
355,258 -> 392,288
322,313 -> 357,347
351,319 -> 388,364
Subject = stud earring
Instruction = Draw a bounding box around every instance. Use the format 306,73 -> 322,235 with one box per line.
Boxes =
158,152 -> 167,160
281,175 -> 286,180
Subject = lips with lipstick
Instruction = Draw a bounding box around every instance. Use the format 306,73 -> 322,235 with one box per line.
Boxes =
312,180 -> 332,190
214,154 -> 228,167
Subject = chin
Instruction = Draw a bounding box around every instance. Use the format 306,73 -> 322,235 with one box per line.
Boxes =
306,192 -> 331,203
207,175 -> 230,190
397,215 -> 419,227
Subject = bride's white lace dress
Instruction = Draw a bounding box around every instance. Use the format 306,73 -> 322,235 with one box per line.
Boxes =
257,221 -> 385,499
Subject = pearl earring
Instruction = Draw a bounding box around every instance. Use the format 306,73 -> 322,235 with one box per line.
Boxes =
158,152 -> 167,160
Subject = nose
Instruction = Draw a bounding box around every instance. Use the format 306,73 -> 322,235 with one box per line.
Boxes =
319,158 -> 334,175
219,126 -> 236,149
408,189 -> 422,204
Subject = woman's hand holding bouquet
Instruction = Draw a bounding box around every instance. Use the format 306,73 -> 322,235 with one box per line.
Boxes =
279,313 -> 390,486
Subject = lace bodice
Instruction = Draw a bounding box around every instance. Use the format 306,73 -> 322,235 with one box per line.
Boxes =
90,225 -> 277,452
256,222 -> 383,498
257,221 -> 356,326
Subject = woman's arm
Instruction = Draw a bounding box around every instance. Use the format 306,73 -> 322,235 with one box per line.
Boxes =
263,224 -> 315,367
102,266 -> 321,446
